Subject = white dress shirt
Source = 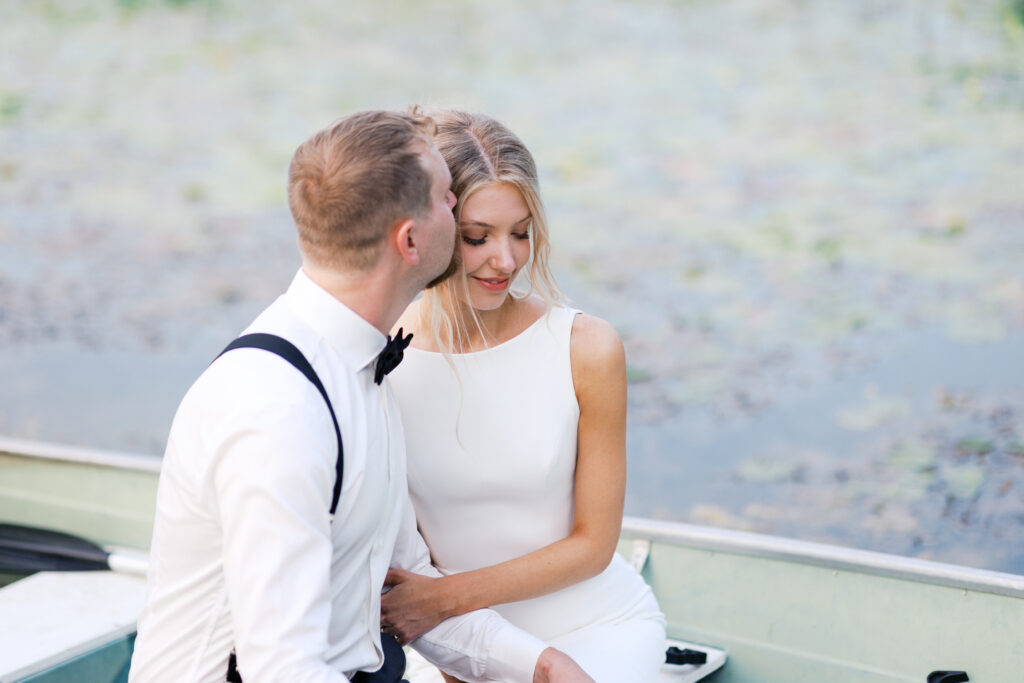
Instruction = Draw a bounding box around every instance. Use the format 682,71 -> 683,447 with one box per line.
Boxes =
129,269 -> 547,683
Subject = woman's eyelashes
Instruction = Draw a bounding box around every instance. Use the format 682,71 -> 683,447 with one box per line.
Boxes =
459,229 -> 531,247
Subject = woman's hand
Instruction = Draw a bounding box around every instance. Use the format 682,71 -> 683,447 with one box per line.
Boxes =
380,568 -> 453,645
533,648 -> 595,683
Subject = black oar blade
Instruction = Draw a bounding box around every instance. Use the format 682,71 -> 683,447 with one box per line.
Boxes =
0,523 -> 111,573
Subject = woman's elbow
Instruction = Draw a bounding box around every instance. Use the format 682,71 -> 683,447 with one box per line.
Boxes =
576,536 -> 618,579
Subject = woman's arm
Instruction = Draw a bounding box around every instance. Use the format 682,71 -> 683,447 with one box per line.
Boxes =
381,313 -> 628,643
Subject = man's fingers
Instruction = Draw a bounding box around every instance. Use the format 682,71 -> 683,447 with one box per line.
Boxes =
383,568 -> 409,586
381,624 -> 408,647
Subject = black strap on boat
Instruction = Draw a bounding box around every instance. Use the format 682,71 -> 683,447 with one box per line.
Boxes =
216,333 -> 345,683
215,333 -> 344,516
666,646 -> 707,666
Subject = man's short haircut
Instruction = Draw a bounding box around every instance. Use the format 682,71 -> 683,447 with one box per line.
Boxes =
288,109 -> 437,271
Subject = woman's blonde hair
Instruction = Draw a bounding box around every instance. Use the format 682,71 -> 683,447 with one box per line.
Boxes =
421,110 -> 564,352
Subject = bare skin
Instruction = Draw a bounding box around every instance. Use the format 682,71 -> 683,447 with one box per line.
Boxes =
532,648 -> 595,683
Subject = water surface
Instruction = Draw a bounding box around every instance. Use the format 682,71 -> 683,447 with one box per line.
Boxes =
1,0 -> 1022,572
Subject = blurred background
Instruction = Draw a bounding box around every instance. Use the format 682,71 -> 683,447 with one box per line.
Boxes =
1,0 -> 1022,573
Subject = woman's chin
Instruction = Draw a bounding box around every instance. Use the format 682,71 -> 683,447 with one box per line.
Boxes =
457,290 -> 507,313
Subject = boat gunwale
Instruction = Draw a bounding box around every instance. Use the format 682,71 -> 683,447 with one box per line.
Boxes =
4,437 -> 1021,600
0,436 -> 162,473
622,515 -> 1024,599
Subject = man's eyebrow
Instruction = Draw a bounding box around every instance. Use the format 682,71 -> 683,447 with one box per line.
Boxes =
459,214 -> 532,229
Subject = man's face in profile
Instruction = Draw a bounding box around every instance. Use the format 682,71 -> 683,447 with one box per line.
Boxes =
426,245 -> 459,289
417,142 -> 460,290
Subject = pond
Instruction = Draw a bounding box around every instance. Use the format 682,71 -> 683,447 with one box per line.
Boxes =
1,0 -> 1022,573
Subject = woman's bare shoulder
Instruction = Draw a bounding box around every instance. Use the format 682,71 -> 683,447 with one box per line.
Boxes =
569,312 -> 625,376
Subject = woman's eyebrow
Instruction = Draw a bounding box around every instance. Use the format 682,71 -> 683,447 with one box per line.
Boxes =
459,214 -> 532,229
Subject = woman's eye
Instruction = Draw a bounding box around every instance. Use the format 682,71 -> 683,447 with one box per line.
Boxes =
513,232 -> 530,240
462,235 -> 487,246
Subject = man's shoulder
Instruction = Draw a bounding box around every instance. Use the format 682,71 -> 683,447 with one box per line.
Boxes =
192,338 -> 327,411
210,295 -> 329,391
167,348 -> 341,474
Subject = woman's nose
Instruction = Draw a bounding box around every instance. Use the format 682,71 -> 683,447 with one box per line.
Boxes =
489,240 -> 515,272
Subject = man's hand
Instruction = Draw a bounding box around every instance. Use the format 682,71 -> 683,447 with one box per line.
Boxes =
380,568 -> 450,645
532,647 -> 595,683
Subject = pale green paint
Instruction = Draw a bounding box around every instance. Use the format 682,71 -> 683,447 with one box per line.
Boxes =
16,635 -> 134,683
3,444 -> 1022,682
617,536 -> 1023,682
0,451 -> 158,550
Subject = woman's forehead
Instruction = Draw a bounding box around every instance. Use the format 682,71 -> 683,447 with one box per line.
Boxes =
461,183 -> 529,222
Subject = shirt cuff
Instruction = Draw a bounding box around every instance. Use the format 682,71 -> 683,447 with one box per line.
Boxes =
482,624 -> 548,683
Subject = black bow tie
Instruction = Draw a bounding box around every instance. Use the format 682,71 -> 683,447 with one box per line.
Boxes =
374,328 -> 413,385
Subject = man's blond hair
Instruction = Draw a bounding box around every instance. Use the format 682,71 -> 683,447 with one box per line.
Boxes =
288,109 -> 436,271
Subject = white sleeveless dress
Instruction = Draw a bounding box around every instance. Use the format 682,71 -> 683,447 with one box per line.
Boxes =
390,306 -> 665,682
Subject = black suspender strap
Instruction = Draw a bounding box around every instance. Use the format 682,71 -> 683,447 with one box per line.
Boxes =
216,333 -> 347,683
215,333 -> 344,516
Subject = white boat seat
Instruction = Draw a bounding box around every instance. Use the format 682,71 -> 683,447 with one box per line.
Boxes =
405,637 -> 726,682
0,570 -> 146,680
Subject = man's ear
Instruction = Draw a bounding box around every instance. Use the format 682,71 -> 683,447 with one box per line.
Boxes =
392,217 -> 419,265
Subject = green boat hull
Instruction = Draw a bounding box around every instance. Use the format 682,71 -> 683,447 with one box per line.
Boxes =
618,519 -> 1023,682
2,438 -> 1022,682
15,634 -> 135,683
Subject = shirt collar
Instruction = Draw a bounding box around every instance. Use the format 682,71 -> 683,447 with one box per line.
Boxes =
285,268 -> 386,374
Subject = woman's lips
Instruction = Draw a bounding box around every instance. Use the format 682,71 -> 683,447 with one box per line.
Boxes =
473,276 -> 510,292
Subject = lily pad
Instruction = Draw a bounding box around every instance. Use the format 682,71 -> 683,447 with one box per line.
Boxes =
625,365 -> 652,383
955,437 -> 994,456
735,456 -> 803,483
689,503 -> 753,531
837,396 -> 912,431
943,463 -> 985,500
887,440 -> 937,471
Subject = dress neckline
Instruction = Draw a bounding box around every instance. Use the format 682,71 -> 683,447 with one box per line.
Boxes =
407,306 -> 556,358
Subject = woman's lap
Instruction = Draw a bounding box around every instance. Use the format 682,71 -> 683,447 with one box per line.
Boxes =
404,614 -> 665,683
548,616 -> 665,682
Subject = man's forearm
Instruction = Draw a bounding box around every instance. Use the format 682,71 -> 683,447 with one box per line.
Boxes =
411,608 -> 547,683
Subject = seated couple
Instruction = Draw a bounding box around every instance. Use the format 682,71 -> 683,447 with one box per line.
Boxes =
129,108 -> 665,683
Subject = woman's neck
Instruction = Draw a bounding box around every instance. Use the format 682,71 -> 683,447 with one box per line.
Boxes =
409,290 -> 546,354
455,297 -> 518,351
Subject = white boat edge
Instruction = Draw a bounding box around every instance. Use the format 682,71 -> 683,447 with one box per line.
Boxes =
0,435 -> 162,473
621,515 -> 1024,600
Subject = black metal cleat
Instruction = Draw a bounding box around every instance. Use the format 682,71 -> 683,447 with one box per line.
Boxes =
665,647 -> 708,666
927,672 -> 969,683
